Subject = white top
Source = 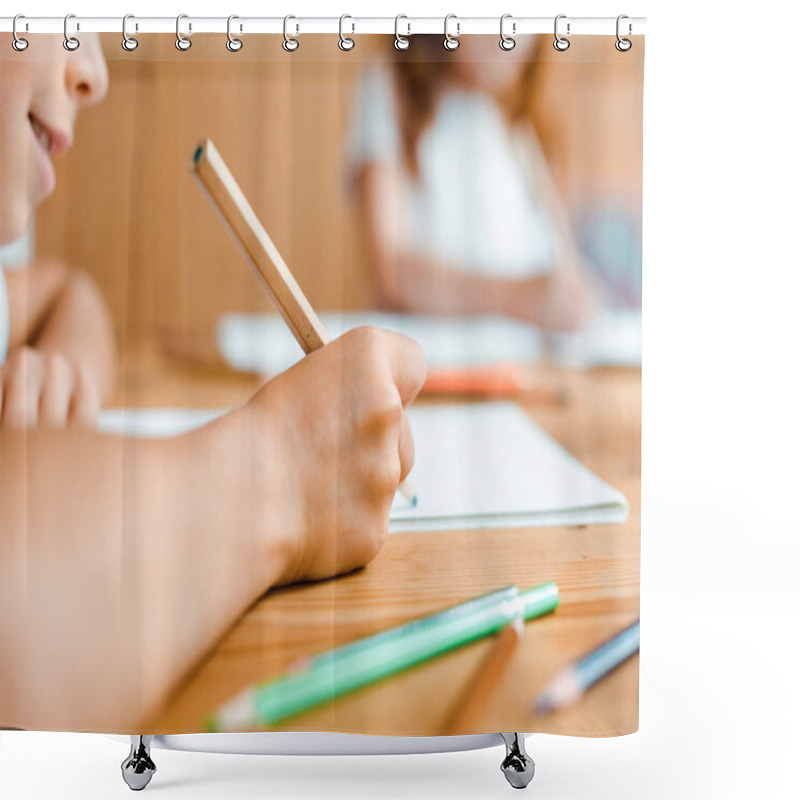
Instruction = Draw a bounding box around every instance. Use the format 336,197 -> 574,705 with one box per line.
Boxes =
346,67 -> 560,278
0,265 -> 9,365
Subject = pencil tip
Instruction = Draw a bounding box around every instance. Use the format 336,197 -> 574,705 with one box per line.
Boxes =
532,697 -> 551,716
193,144 -> 204,165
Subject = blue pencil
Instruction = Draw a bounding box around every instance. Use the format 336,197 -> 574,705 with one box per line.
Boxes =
533,620 -> 640,714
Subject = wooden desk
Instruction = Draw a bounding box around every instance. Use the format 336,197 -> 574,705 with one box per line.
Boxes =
117,344 -> 640,737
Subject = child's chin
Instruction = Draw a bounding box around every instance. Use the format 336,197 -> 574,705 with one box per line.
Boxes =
0,206 -> 33,246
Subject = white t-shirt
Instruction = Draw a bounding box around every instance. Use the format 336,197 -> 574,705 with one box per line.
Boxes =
0,265 -> 9,365
346,67 -> 560,278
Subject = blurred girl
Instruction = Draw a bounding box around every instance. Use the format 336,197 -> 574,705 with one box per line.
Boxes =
349,35 -> 599,331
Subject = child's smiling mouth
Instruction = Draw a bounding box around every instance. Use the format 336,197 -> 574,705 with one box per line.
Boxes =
27,112 -> 71,198
29,113 -> 54,154
28,112 -> 71,156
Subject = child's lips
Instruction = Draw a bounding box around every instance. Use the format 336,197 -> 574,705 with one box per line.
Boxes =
28,116 -> 57,197
28,113 -> 72,198
28,112 -> 72,157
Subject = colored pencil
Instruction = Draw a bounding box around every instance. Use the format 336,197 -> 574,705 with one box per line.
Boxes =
191,138 -> 416,504
533,619 -> 640,715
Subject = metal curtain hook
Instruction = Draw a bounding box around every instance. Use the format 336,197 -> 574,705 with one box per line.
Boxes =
553,14 -> 570,51
615,14 -> 632,51
63,13 -> 80,51
227,14 -> 243,51
122,14 -> 139,51
394,14 -> 410,51
12,14 -> 29,51
176,14 -> 192,51
339,14 -> 355,51
499,14 -> 516,51
283,15 -> 299,51
443,14 -> 460,51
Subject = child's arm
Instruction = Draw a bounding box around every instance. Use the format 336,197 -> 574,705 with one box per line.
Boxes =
355,163 -> 598,331
1,260 -> 116,427
0,327 -> 425,731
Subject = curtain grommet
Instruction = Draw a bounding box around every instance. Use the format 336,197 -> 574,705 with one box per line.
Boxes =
175,14 -> 192,51
499,14 -> 516,51
553,14 -> 570,51
443,14 -> 460,51
338,14 -> 355,51
283,15 -> 299,52
63,13 -> 80,51
615,15 -> 632,51
12,14 -> 29,51
121,14 -> 139,51
394,14 -> 410,51
226,15 -> 243,52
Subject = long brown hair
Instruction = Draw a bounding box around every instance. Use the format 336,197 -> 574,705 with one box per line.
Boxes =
388,35 -> 560,179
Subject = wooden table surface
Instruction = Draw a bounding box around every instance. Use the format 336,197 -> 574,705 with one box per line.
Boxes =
117,344 -> 640,737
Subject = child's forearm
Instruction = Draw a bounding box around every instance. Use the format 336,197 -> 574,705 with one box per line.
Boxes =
0,328 -> 425,731
373,247 -> 547,319
0,423 -> 286,731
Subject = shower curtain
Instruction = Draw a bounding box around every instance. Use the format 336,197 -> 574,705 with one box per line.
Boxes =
0,25 -> 643,741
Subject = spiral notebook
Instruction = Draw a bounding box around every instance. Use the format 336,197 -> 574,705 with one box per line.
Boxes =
98,402 -> 628,532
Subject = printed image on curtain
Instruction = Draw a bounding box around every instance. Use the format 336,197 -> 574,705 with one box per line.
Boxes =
0,31 -> 643,743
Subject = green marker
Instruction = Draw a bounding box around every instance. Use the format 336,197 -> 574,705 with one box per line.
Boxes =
307,585 -> 520,670
207,582 -> 558,731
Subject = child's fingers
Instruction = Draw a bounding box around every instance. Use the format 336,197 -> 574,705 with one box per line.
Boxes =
1,352 -> 43,428
398,412 -> 415,483
381,331 -> 427,408
69,365 -> 101,428
2,377 -> 39,427
39,354 -> 76,427
340,327 -> 426,407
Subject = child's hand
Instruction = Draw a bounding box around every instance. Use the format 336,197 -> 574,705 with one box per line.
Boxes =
517,260 -> 600,332
230,327 -> 426,586
0,346 -> 100,428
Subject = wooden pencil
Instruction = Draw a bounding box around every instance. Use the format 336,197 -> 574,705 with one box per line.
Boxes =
191,138 -> 416,504
441,618 -> 523,733
192,139 -> 328,353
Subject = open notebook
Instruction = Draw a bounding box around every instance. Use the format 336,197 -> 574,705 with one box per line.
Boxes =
98,402 -> 628,533
216,310 -> 642,375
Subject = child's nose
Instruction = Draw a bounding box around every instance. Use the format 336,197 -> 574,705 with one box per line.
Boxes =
65,38 -> 109,108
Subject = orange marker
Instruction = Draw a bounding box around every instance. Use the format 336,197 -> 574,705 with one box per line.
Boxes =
423,363 -> 566,406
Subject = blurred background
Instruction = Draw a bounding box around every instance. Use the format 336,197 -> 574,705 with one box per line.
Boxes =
28,33 -> 642,351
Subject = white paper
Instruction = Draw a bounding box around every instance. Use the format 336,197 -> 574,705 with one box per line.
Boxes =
216,310 -> 641,375
98,402 -> 627,533
387,402 -> 628,531
546,310 -> 642,368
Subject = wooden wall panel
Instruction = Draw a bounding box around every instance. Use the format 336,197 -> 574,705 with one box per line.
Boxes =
36,35 -> 372,344
35,35 -> 643,346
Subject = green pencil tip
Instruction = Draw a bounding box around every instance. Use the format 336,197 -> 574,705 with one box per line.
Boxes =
193,145 -> 203,164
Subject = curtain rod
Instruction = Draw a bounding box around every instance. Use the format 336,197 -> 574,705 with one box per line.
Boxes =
0,16 -> 646,37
